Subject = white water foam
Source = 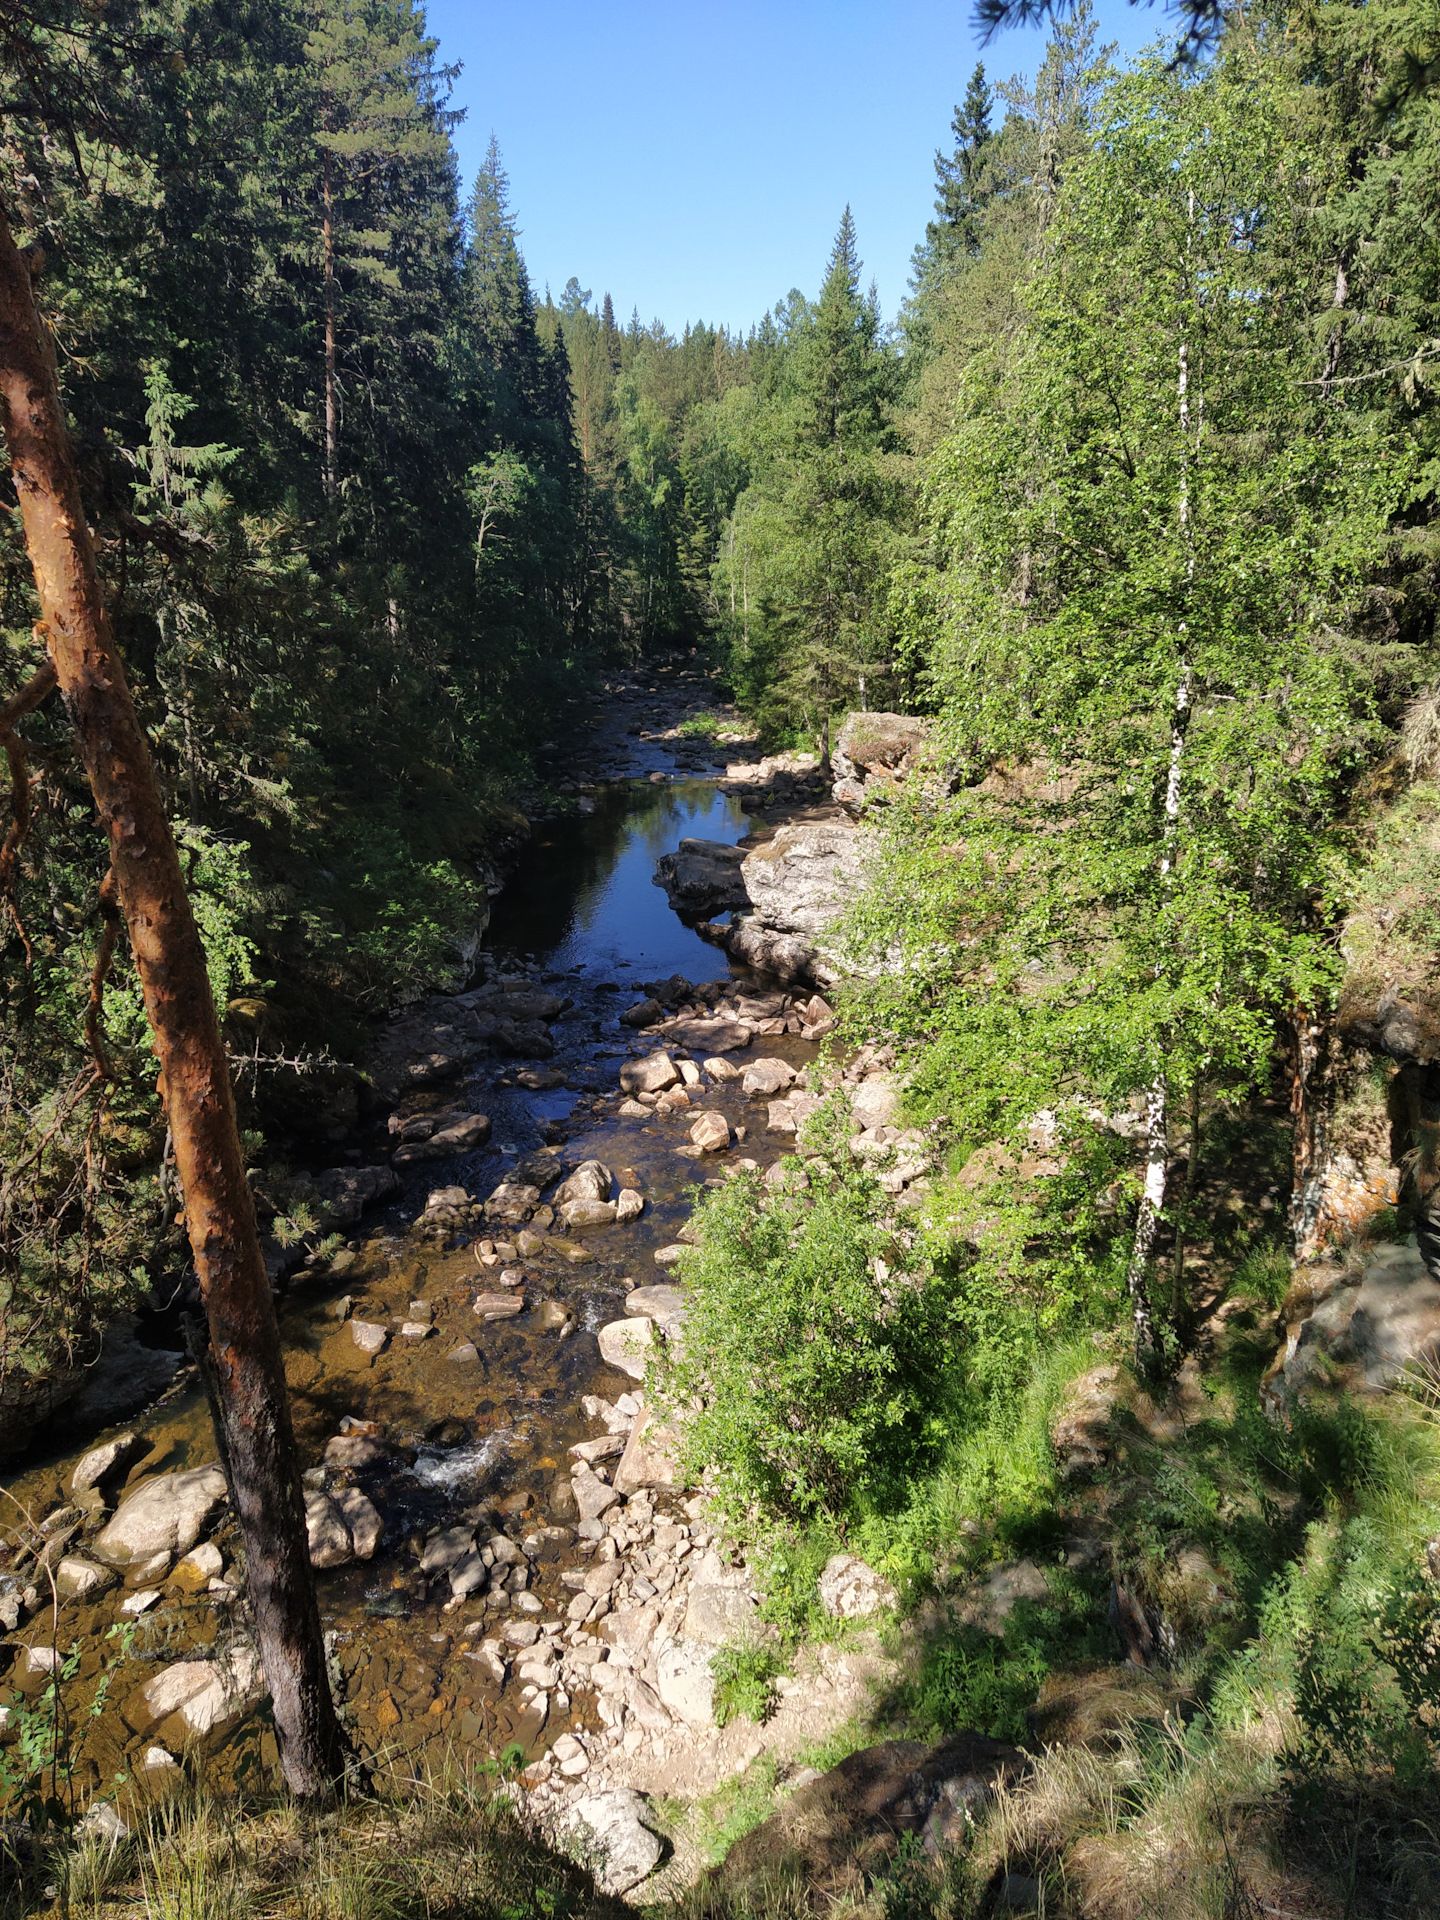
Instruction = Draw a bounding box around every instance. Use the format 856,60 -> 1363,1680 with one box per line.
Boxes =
409,1425 -> 519,1493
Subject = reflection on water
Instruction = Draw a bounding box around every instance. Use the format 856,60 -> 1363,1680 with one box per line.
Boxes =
487,779 -> 747,978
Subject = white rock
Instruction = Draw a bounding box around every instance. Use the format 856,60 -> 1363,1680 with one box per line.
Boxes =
174,1646 -> 264,1737
335,1487 -> 383,1560
851,1079 -> 899,1131
71,1431 -> 146,1496
78,1802 -> 131,1844
742,1058 -> 797,1098
618,1055 -> 679,1096
817,1552 -> 897,1619
562,1789 -> 663,1894
655,1640 -> 716,1727
120,1588 -> 162,1617
598,1317 -> 654,1381
305,1491 -> 354,1568
556,1159 -> 613,1205
93,1466 -> 228,1569
689,1112 -> 731,1153
55,1557 -> 117,1602
350,1320 -> 388,1355
399,1321 -> 432,1341
141,1745 -> 180,1773
169,1542 -> 223,1590
615,1189 -> 645,1222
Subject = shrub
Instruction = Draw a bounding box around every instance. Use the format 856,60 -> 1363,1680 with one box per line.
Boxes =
711,1643 -> 784,1728
656,1114 -> 957,1523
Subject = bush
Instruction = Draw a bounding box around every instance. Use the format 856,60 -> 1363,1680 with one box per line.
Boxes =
656,1114 -> 957,1523
711,1643 -> 784,1728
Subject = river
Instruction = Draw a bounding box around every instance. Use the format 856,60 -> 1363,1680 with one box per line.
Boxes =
0,659 -> 839,1809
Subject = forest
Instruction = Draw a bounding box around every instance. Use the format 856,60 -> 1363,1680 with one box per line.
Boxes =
1,0 -> 1439,1914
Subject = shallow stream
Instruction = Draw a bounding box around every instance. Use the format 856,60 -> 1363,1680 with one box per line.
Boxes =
0,664 -> 834,1797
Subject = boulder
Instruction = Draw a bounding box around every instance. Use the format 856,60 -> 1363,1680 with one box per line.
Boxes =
71,1431 -> 148,1496
703,1056 -> 740,1081
420,1525 -> 476,1574
717,1735 -> 1024,1902
1274,1239 -> 1440,1393
433,1113 -> 492,1150
556,1160 -> 613,1206
314,1164 -> 402,1227
1050,1365 -> 1122,1476
473,1292 -> 525,1320
323,1433 -> 388,1470
55,1557 -> 118,1603
51,1316 -> 183,1440
684,1583 -> 763,1645
94,1466 -> 228,1569
562,1200 -> 619,1228
598,1317 -> 655,1381
624,1285 -> 685,1329
830,711 -> 931,815
305,1491 -> 355,1569
335,1488 -> 382,1560
485,1182 -> 540,1224
169,1543 -> 223,1593
737,822 -> 865,947
562,1789 -> 664,1895
572,1476 -> 620,1525
851,1079 -> 900,1131
615,1188 -> 645,1222
666,1016 -> 751,1053
137,1646 -> 264,1742
653,839 -> 751,916
620,998 -> 664,1029
613,1406 -> 684,1495
689,1112 -> 731,1153
655,1640 -> 716,1727
956,1559 -> 1051,1634
743,1058 -> 797,1098
817,1553 -> 898,1620
619,1053 -> 679,1095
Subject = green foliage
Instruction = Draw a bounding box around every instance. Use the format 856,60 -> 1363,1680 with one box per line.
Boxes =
711,1644 -> 784,1729
656,1114 -> 957,1522
909,1623 -> 1052,1746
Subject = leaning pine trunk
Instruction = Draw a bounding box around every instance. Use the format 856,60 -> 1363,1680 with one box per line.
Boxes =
0,210 -> 345,1800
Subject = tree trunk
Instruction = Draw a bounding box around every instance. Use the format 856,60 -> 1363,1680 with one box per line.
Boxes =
0,208 -> 345,1800
323,149 -> 337,502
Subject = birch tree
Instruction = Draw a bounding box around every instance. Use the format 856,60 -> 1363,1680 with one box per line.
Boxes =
869,47 -> 1399,1367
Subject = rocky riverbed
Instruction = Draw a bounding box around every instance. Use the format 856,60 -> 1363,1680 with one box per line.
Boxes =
0,664 -> 927,1887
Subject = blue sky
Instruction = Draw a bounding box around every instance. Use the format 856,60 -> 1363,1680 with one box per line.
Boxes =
424,0 -> 1164,335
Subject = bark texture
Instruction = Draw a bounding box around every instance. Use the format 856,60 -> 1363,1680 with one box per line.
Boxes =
0,209 -> 344,1798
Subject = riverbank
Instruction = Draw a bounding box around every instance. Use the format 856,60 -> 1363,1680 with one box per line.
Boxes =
0,658 -> 887,1858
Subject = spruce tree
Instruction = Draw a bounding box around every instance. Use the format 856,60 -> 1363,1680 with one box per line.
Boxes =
925,64 -> 995,272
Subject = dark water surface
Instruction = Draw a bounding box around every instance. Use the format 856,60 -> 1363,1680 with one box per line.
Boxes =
486,778 -> 746,980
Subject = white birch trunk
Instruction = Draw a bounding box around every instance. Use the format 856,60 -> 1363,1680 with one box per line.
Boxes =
1124,306 -> 1196,1365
